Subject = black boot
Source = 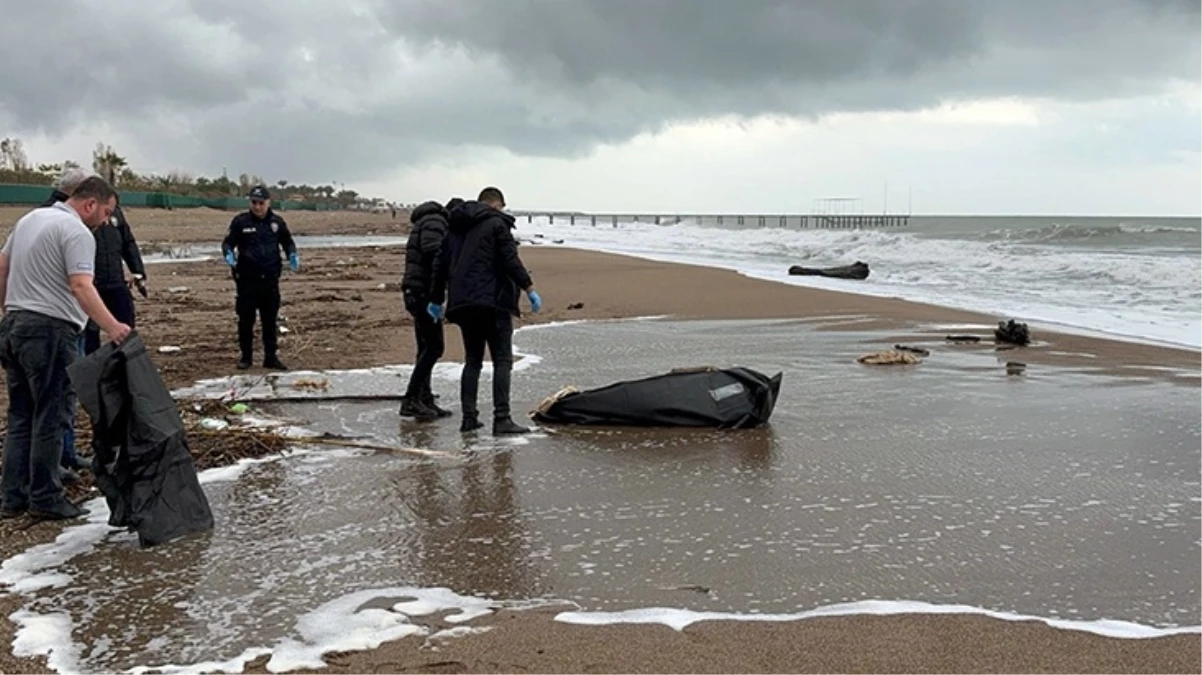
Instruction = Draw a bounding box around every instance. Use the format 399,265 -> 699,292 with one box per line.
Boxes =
493,416 -> 530,435
263,355 -> 288,371
237,355 -> 252,370
460,414 -> 484,433
399,396 -> 438,421
421,391 -> 453,418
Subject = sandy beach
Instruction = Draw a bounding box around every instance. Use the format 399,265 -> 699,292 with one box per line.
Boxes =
0,207 -> 1197,674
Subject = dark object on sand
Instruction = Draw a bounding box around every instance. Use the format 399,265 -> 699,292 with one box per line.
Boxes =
787,261 -> 870,280
67,333 -> 214,548
1006,362 -> 1027,376
995,319 -> 1031,346
894,344 -> 931,357
533,367 -> 783,429
946,335 -> 981,344
567,302 -> 584,310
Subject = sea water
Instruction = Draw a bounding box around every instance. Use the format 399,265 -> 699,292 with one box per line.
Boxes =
521,215 -> 1202,349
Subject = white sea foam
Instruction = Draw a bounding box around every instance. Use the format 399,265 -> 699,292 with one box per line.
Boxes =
117,587 -> 542,675
521,216 -> 1202,349
1,450 -> 308,673
553,600 -> 1202,639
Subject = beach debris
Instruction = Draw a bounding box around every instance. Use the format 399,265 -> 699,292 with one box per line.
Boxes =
167,286 -> 189,294
278,326 -> 291,335
228,403 -> 250,414
661,584 -> 712,595
199,418 -> 230,431
893,344 -> 930,357
567,302 -> 585,310
787,261 -> 870,280
291,377 -> 332,392
1006,361 -> 1027,376
158,345 -> 182,354
858,350 -> 922,366
995,319 -> 1031,346
946,334 -> 981,344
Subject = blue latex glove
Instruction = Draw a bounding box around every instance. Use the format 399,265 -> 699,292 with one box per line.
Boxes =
224,251 -> 236,267
427,303 -> 443,322
288,252 -> 300,272
527,289 -> 542,313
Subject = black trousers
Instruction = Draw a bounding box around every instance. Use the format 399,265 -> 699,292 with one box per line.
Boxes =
0,311 -> 80,516
84,283 -> 135,356
403,294 -> 445,399
235,276 -> 281,360
455,308 -> 514,420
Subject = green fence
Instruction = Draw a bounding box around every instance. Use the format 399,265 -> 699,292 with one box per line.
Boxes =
0,183 -> 335,211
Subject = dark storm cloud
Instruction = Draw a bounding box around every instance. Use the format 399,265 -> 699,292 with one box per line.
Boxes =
377,0 -> 1198,107
0,0 -> 1196,183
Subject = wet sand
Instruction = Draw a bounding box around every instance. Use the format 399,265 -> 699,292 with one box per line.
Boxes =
0,207 -> 1198,673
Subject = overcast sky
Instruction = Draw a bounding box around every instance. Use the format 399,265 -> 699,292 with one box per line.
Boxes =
2,0 -> 1198,215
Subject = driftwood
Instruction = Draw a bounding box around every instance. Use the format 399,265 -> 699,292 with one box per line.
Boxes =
858,350 -> 922,365
788,261 -> 870,280
995,319 -> 1031,346
946,335 -> 981,344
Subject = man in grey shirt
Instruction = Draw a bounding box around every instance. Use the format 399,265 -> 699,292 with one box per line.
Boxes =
0,176 -> 131,520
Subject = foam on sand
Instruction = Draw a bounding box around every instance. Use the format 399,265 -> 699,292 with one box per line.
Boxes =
0,448 -> 326,673
553,600 -> 1202,639
120,587 -> 546,675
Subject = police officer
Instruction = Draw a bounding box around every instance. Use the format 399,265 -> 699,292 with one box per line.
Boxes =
221,186 -> 298,371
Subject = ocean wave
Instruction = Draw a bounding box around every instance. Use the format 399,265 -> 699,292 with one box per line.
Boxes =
523,216 -> 1202,348
969,221 -> 1199,246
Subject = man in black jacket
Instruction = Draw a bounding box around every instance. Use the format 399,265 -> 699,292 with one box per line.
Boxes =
398,198 -> 461,420
82,204 -> 147,355
221,186 -> 298,371
429,187 -> 542,435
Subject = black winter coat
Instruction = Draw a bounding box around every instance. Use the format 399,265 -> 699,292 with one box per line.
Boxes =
221,209 -> 296,279
93,206 -> 146,289
431,201 -> 533,321
400,201 -> 449,303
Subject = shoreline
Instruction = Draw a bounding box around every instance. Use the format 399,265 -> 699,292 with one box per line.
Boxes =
0,225 -> 1196,673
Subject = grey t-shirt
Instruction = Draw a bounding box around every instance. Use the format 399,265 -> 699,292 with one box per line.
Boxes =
2,202 -> 96,330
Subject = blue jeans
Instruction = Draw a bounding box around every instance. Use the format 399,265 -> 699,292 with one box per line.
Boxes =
0,311 -> 81,514
61,334 -> 85,467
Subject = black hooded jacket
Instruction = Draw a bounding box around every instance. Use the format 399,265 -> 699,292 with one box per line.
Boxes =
41,190 -> 146,289
400,201 -> 449,302
430,201 -> 533,321
221,209 -> 296,279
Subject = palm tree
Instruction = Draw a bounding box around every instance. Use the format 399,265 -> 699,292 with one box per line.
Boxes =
92,142 -> 128,185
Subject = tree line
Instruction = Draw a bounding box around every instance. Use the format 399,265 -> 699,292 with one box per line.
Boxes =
0,137 -> 385,208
